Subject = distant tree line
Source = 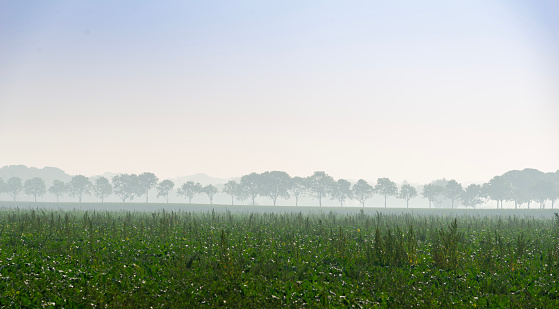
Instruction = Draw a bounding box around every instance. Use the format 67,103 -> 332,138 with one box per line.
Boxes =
0,168 -> 557,208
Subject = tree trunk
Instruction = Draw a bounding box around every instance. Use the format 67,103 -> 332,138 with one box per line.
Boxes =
231,196 -> 234,205
252,197 -> 255,206
406,199 -> 409,208
295,196 -> 298,207
451,199 -> 454,208
384,195 -> 387,208
34,195 -> 37,202
428,200 -> 431,208
319,197 -> 322,207
273,197 -> 277,206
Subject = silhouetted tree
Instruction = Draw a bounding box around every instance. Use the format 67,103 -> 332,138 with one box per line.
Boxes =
532,180 -> 553,209
398,183 -> 417,208
138,172 -> 159,203
49,180 -> 66,202
484,176 -> 511,208
375,177 -> 398,208
443,180 -> 463,208
260,171 -> 291,206
551,171 -> 559,209
112,174 -> 139,203
94,177 -> 112,202
461,184 -> 483,209
235,182 -> 249,205
501,170 -> 530,209
422,184 -> 442,208
222,180 -> 239,205
289,176 -> 307,206
240,173 -> 262,206
24,177 -> 46,202
5,177 -> 23,201
307,171 -> 335,207
177,181 -> 203,203
156,180 -> 174,203
352,179 -> 374,207
67,175 -> 92,203
331,179 -> 352,207
203,184 -> 218,204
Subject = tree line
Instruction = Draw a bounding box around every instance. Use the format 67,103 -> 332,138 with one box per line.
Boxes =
0,168 -> 557,208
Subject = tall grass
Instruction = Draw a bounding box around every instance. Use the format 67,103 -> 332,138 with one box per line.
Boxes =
1,208 -> 559,307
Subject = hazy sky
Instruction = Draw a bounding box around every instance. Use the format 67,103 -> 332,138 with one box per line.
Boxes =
1,0 -> 558,184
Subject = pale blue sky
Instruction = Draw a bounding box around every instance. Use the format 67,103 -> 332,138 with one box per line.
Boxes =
0,1 -> 557,183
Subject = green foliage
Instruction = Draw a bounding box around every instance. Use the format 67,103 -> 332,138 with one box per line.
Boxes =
1,209 -> 559,307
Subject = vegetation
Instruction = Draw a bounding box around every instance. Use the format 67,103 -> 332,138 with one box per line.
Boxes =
0,168 -> 558,209
2,208 -> 559,307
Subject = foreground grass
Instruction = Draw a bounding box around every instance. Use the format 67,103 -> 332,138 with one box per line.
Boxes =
1,209 -> 559,308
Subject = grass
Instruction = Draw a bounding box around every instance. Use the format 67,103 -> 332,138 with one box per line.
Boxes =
1,208 -> 559,308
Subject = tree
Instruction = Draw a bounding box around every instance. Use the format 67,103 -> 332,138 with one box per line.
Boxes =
484,176 -> 511,208
352,179 -> 374,207
501,170 -> 530,209
331,179 -> 352,207
289,176 -> 307,206
235,182 -> 249,204
67,175 -> 92,203
443,180 -> 463,208
222,181 -> 239,205
203,184 -> 218,204
0,178 -> 4,195
94,177 -> 113,202
24,177 -> 46,202
112,174 -> 139,203
5,177 -> 23,201
532,180 -> 553,209
240,173 -> 262,206
375,178 -> 398,208
461,184 -> 483,209
49,180 -> 66,202
422,184 -> 442,208
138,172 -> 159,203
307,171 -> 335,207
260,171 -> 291,206
398,183 -> 418,208
177,181 -> 203,203
551,171 -> 559,209
156,180 -> 174,203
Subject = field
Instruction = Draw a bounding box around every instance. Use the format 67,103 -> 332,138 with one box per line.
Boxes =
2,206 -> 559,308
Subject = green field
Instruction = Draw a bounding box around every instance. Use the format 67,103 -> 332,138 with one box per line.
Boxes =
2,208 -> 559,308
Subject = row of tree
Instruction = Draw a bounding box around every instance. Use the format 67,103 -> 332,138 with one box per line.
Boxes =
0,169 -> 557,208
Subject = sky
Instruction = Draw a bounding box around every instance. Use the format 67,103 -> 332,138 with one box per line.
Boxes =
0,0 -> 558,184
